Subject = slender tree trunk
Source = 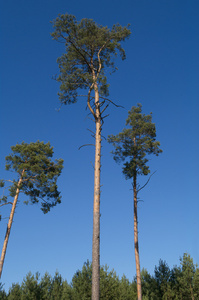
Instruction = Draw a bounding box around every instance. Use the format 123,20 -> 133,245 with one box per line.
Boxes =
92,84 -> 101,300
133,175 -> 142,300
0,172 -> 24,278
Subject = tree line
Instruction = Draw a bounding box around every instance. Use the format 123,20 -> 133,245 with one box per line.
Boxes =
0,253 -> 198,300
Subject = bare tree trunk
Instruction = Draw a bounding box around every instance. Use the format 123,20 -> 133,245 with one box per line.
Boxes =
0,172 -> 24,278
92,85 -> 101,300
133,175 -> 142,300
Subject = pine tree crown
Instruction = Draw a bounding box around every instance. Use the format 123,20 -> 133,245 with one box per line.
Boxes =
0,141 -> 64,213
51,13 -> 131,105
108,104 -> 162,179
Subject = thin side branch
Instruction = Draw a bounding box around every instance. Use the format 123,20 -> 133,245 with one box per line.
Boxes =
78,144 -> 95,150
3,180 -> 14,184
87,128 -> 95,136
101,114 -> 109,119
137,171 -> 157,193
90,161 -> 95,169
87,116 -> 95,122
0,202 -> 13,207
101,135 -> 106,140
99,97 -> 124,108
55,103 -> 63,112
60,33 -> 92,72
101,104 -> 109,115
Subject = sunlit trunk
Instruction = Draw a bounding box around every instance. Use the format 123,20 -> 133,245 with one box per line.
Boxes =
133,174 -> 142,300
91,84 -> 101,300
0,171 -> 24,278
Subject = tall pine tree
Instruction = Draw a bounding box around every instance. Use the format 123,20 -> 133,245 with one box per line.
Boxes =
51,13 -> 131,300
108,104 -> 162,300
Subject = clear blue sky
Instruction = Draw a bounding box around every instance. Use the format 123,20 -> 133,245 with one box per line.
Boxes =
0,0 -> 199,291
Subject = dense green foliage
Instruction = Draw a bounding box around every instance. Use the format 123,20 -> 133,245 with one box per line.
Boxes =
108,104 -> 162,179
0,141 -> 64,214
1,253 -> 198,299
51,13 -> 131,107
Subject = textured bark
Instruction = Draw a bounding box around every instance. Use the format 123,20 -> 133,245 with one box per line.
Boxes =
0,171 -> 24,278
133,175 -> 142,300
91,84 -> 101,300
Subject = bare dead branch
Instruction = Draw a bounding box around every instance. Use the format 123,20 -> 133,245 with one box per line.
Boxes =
99,96 -> 124,108
101,114 -> 109,119
0,202 -> 13,207
101,104 -> 109,115
78,144 -> 95,150
99,100 -> 105,107
3,180 -> 14,184
87,128 -> 95,136
86,116 -> 95,122
137,171 -> 157,193
90,161 -> 95,169
55,103 -> 63,112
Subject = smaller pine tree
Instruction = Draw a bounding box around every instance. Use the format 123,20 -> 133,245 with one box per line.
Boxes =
0,141 -> 64,278
108,104 -> 162,300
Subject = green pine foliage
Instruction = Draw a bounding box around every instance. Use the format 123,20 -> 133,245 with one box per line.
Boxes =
72,260 -> 92,299
7,283 -> 22,300
0,141 -> 64,214
0,283 -> 7,300
108,104 -> 162,179
1,253 -> 199,299
178,253 -> 197,299
51,13 -> 131,107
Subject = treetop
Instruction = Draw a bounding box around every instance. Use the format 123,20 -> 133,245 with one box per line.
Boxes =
0,141 -> 64,213
108,104 -> 162,179
51,13 -> 131,105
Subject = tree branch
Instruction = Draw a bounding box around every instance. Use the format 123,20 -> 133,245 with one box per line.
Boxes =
87,128 -> 95,136
101,104 -> 109,115
61,33 -> 92,72
96,38 -> 111,79
87,83 -> 96,119
3,180 -> 14,183
99,96 -> 124,108
101,114 -> 109,119
137,171 -> 157,193
78,144 -> 95,150
0,202 -> 13,207
86,116 -> 95,122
